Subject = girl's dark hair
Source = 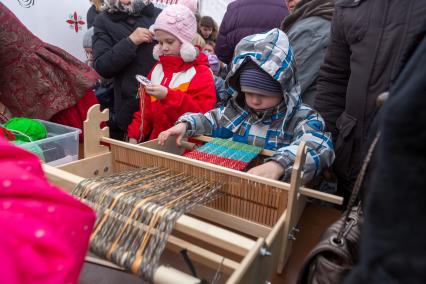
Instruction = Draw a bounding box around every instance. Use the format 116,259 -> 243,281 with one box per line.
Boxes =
198,16 -> 218,41
200,16 -> 216,28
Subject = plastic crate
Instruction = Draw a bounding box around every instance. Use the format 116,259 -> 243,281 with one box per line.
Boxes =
19,120 -> 81,166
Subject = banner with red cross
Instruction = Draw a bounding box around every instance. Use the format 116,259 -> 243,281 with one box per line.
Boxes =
2,0 -> 91,61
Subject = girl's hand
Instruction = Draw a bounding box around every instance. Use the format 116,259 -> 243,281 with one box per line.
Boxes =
145,85 -> 168,100
128,138 -> 138,144
247,161 -> 285,180
158,123 -> 188,146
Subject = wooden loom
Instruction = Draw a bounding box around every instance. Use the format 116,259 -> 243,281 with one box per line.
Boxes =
44,105 -> 343,284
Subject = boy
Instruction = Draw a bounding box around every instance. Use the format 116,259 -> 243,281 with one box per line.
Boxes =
158,29 -> 334,182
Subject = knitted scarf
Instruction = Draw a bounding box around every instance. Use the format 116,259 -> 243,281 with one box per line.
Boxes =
103,0 -> 151,15
281,0 -> 334,33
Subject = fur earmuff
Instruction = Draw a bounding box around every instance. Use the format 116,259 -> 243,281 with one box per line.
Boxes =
180,42 -> 198,62
152,44 -> 163,61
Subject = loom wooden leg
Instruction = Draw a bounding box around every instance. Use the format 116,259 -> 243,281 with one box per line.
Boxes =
276,142 -> 307,274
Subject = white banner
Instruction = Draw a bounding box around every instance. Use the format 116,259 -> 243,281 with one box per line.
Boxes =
199,0 -> 232,25
2,0 -> 92,61
2,0 -> 231,62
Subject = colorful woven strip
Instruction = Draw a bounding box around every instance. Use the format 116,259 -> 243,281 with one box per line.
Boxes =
184,138 -> 262,171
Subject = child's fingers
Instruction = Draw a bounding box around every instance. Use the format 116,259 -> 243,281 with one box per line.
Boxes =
145,86 -> 153,94
175,131 -> 185,146
157,131 -> 168,145
146,87 -> 160,97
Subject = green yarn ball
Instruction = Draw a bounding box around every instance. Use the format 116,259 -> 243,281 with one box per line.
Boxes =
4,118 -> 47,142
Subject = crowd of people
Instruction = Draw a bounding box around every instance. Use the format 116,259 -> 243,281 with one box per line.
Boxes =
0,0 -> 425,283
87,0 -> 426,282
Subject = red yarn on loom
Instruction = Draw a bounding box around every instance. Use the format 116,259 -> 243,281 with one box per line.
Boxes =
184,150 -> 249,171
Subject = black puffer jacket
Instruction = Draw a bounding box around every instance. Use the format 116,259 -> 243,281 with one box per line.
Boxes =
345,35 -> 426,284
93,4 -> 160,138
314,0 -> 426,194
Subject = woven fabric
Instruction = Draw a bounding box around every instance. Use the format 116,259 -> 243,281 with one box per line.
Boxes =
72,166 -> 221,281
184,138 -> 262,171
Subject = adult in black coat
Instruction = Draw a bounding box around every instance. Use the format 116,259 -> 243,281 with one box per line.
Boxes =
93,0 -> 160,140
314,0 -> 426,197
344,36 -> 426,284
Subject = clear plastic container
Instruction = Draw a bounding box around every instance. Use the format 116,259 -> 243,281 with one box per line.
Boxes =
19,120 -> 81,166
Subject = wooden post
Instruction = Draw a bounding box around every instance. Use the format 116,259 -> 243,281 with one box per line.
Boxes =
277,142 -> 307,273
84,104 -> 110,158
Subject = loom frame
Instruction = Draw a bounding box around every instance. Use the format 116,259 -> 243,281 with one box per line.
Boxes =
44,105 -> 342,284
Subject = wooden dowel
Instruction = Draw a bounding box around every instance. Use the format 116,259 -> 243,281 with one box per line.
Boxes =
299,187 -> 343,205
85,256 -> 200,284
85,255 -> 124,271
176,215 -> 255,256
191,206 -> 272,238
153,266 -> 199,284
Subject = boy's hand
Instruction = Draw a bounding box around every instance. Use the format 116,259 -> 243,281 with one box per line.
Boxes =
145,85 -> 168,100
247,161 -> 285,180
158,123 -> 188,146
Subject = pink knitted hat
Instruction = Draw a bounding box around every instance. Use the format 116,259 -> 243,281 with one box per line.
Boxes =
178,0 -> 198,13
150,4 -> 198,62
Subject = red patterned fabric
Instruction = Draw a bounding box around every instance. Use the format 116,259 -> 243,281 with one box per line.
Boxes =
0,3 -> 99,120
0,102 -> 13,124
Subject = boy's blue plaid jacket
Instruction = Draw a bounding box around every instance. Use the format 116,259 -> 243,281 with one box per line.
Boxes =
177,29 -> 335,182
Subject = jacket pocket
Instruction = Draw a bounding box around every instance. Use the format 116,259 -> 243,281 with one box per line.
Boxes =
336,112 -> 357,144
334,111 -> 357,177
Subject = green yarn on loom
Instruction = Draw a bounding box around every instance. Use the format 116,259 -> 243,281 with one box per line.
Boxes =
4,118 -> 47,142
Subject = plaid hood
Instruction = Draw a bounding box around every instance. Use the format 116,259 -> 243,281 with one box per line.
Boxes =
225,28 -> 301,128
178,29 -> 334,182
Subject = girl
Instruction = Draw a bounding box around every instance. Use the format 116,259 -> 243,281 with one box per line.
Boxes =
198,16 -> 218,42
128,4 -> 216,143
